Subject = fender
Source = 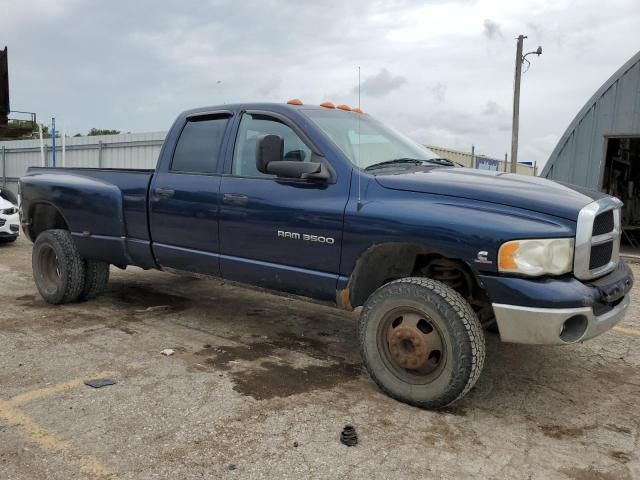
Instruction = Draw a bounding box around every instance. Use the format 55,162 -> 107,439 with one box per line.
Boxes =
21,172 -> 125,237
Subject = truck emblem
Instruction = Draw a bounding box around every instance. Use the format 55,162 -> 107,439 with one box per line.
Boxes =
475,251 -> 492,264
277,230 -> 335,245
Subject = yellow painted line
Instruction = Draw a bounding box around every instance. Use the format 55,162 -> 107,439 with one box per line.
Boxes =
9,370 -> 116,406
0,398 -> 71,450
0,400 -> 118,477
0,372 -> 121,478
614,325 -> 640,337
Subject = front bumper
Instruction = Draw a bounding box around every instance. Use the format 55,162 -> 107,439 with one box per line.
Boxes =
483,260 -> 633,345
493,294 -> 630,344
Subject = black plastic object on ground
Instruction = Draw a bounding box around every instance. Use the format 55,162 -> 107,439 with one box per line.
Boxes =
84,378 -> 116,389
340,425 -> 358,446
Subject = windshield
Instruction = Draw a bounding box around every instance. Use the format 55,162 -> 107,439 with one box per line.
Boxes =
302,108 -> 440,170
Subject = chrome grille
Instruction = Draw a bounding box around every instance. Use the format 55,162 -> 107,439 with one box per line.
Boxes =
592,210 -> 614,236
574,197 -> 622,280
589,241 -> 613,270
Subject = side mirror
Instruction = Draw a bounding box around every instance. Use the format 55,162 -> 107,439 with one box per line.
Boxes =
266,160 -> 330,181
256,134 -> 284,174
256,133 -> 330,181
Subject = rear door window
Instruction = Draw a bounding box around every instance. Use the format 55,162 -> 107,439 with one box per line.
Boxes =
171,115 -> 230,174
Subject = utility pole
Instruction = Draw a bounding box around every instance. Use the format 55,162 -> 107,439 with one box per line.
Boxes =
510,35 -> 525,173
510,36 -> 542,173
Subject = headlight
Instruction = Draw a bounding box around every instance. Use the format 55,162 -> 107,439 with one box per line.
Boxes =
1,207 -> 17,215
498,238 -> 574,276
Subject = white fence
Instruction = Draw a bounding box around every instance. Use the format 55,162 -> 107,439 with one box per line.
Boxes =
0,131 -> 166,194
1,131 -> 537,195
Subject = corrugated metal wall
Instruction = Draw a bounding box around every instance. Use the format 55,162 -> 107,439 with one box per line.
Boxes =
541,50 -> 640,189
0,131 -> 165,194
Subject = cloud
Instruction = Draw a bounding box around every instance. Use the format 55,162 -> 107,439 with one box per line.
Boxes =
483,19 -> 503,40
1,0 -> 639,168
353,68 -> 408,97
430,83 -> 447,102
483,101 -> 504,116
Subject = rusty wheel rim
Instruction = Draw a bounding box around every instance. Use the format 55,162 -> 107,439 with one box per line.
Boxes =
378,308 -> 447,384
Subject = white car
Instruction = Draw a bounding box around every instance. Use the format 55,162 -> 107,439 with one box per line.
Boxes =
0,193 -> 19,243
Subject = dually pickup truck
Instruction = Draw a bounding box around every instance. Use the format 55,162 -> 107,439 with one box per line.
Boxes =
19,101 -> 633,408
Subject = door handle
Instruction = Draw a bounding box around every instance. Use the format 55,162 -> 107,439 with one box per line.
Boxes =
223,193 -> 249,206
154,187 -> 175,198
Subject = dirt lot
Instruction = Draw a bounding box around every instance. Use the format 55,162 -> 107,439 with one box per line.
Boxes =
1,236 -> 639,480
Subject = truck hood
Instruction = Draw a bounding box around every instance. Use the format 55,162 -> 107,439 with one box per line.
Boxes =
374,168 -> 607,221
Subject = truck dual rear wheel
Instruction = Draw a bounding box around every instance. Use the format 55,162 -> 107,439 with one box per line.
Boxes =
32,229 -> 86,305
359,277 -> 485,409
79,260 -> 110,300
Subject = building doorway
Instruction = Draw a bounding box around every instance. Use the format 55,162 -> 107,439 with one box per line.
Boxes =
602,136 -> 640,254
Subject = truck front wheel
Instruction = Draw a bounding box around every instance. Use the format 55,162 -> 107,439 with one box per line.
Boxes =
32,229 -> 85,305
359,277 -> 485,409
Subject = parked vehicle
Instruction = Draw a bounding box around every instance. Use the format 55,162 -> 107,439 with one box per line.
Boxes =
19,101 -> 633,408
0,189 -> 19,243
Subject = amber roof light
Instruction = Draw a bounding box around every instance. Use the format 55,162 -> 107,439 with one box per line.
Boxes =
337,104 -> 351,111
287,98 -> 303,105
320,101 -> 335,109
352,107 -> 364,114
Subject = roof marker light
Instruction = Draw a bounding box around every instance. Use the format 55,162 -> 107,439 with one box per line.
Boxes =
337,104 -> 351,111
352,107 -> 364,114
287,98 -> 303,105
320,101 -> 335,109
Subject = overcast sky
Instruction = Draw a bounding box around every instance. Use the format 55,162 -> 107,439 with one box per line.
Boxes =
3,0 -> 640,168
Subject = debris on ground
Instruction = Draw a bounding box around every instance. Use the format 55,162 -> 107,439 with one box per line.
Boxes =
84,378 -> 117,389
228,464 -> 237,471
160,349 -> 175,356
293,441 -> 299,448
340,425 -> 358,446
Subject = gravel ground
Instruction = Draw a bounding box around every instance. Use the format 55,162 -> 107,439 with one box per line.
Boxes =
1,235 -> 639,480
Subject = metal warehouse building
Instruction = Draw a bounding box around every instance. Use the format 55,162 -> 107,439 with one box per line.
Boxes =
541,50 -> 640,244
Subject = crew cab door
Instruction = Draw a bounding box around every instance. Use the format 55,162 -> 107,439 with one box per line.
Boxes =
149,112 -> 231,275
219,111 -> 349,301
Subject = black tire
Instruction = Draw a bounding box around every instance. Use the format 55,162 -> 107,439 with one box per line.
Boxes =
359,277 -> 485,409
32,229 -> 85,304
79,260 -> 110,301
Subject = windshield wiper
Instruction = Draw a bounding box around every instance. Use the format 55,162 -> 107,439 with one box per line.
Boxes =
364,157 -> 455,171
424,157 -> 456,167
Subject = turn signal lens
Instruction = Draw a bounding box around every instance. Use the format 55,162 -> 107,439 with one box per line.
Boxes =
498,238 -> 574,276
498,241 -> 520,270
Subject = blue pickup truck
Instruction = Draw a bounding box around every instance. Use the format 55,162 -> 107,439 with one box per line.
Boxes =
19,101 -> 633,409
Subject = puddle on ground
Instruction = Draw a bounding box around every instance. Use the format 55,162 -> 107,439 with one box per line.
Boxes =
192,334 -> 361,400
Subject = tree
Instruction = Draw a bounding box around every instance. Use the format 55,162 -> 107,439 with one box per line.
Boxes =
87,128 -> 120,136
39,125 -> 59,139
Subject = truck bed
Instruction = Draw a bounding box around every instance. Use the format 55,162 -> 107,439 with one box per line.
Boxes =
21,167 -> 156,268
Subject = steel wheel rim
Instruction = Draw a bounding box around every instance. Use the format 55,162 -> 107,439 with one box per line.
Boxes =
38,245 -> 61,292
377,307 -> 448,385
